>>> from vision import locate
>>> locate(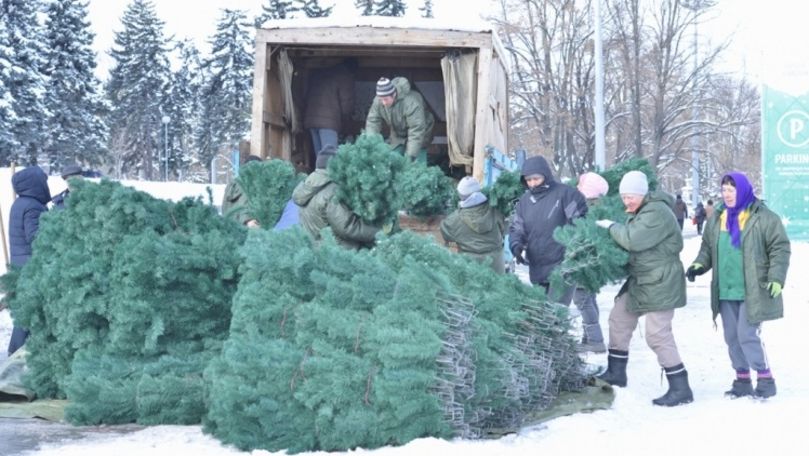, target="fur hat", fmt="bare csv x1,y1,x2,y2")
577,172,609,199
316,144,337,169
457,176,481,196
376,77,396,97
618,170,649,196
61,164,83,179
